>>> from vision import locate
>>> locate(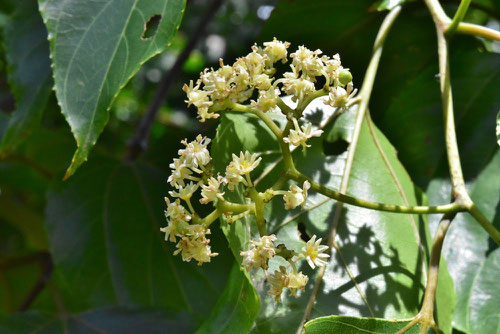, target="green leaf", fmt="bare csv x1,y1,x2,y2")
0,307,193,333
45,158,232,324
38,0,186,178
426,151,500,333
196,263,260,334
0,0,52,156
469,248,500,334
304,315,420,334
211,103,455,333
